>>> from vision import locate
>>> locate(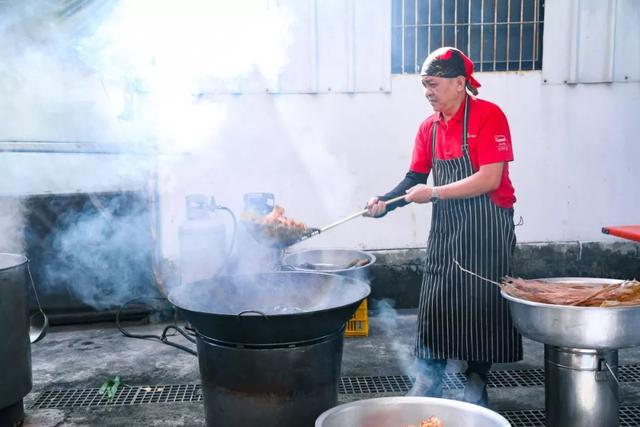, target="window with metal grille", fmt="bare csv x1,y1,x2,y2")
392,0,545,74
